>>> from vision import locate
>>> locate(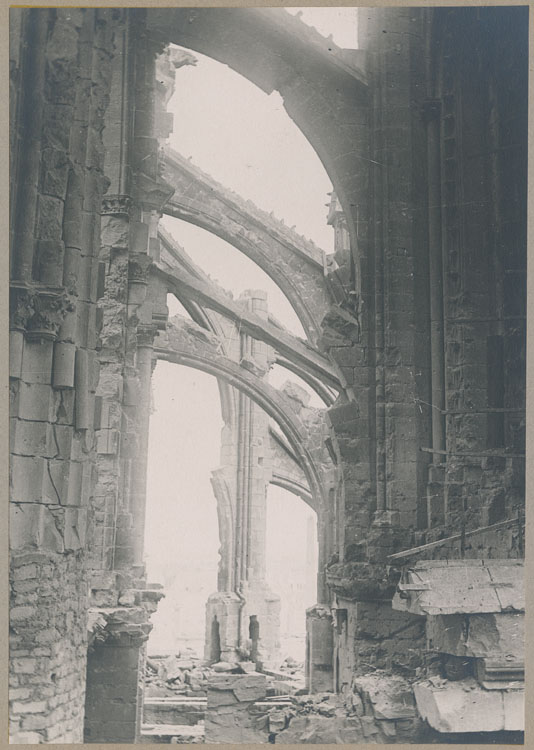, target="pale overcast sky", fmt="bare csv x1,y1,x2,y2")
145,9,357,656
